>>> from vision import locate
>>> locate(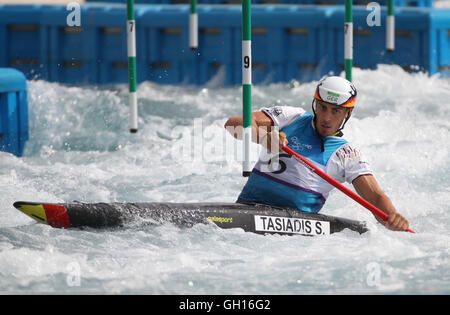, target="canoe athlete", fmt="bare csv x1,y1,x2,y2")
224,76,410,231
